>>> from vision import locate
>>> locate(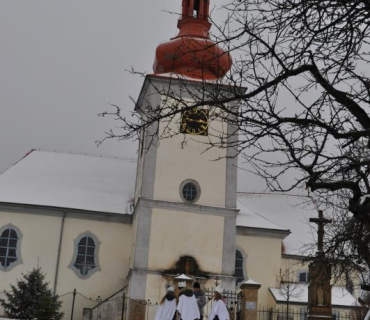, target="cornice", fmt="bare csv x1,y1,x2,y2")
0,202,132,224
134,197,239,218
236,226,290,239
